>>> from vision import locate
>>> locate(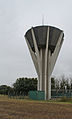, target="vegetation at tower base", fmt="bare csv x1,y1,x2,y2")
0,76,72,99
13,77,37,96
